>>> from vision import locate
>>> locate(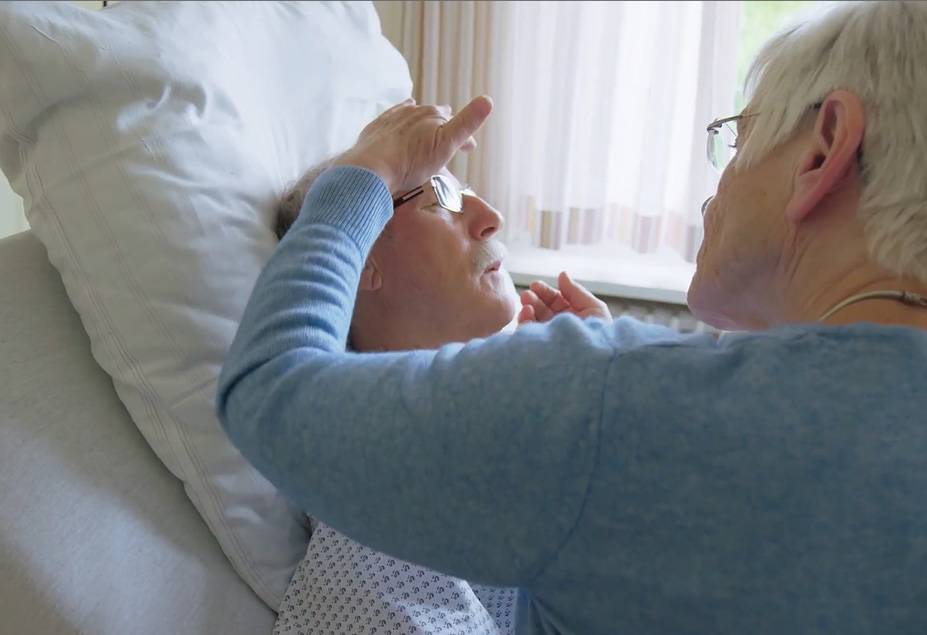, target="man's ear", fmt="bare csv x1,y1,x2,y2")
358,256,382,292
784,90,864,222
